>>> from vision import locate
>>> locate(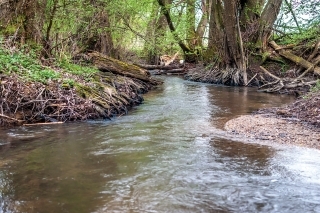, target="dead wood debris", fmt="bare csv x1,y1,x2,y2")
0,69,158,127
185,40,319,95
135,60,187,75
0,75,98,126
256,40,320,94
257,91,320,128
185,67,244,86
